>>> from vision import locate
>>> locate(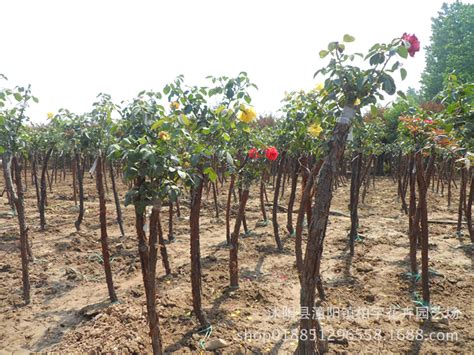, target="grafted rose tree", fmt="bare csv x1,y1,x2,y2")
112,89,181,354
346,108,388,255
246,122,275,229
397,109,461,311
0,77,38,304
162,73,257,329
296,34,417,354
88,93,120,303
279,88,330,285
229,137,278,288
